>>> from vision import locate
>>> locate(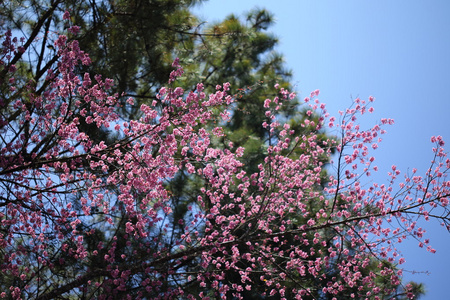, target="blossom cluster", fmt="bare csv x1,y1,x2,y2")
0,16,448,300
